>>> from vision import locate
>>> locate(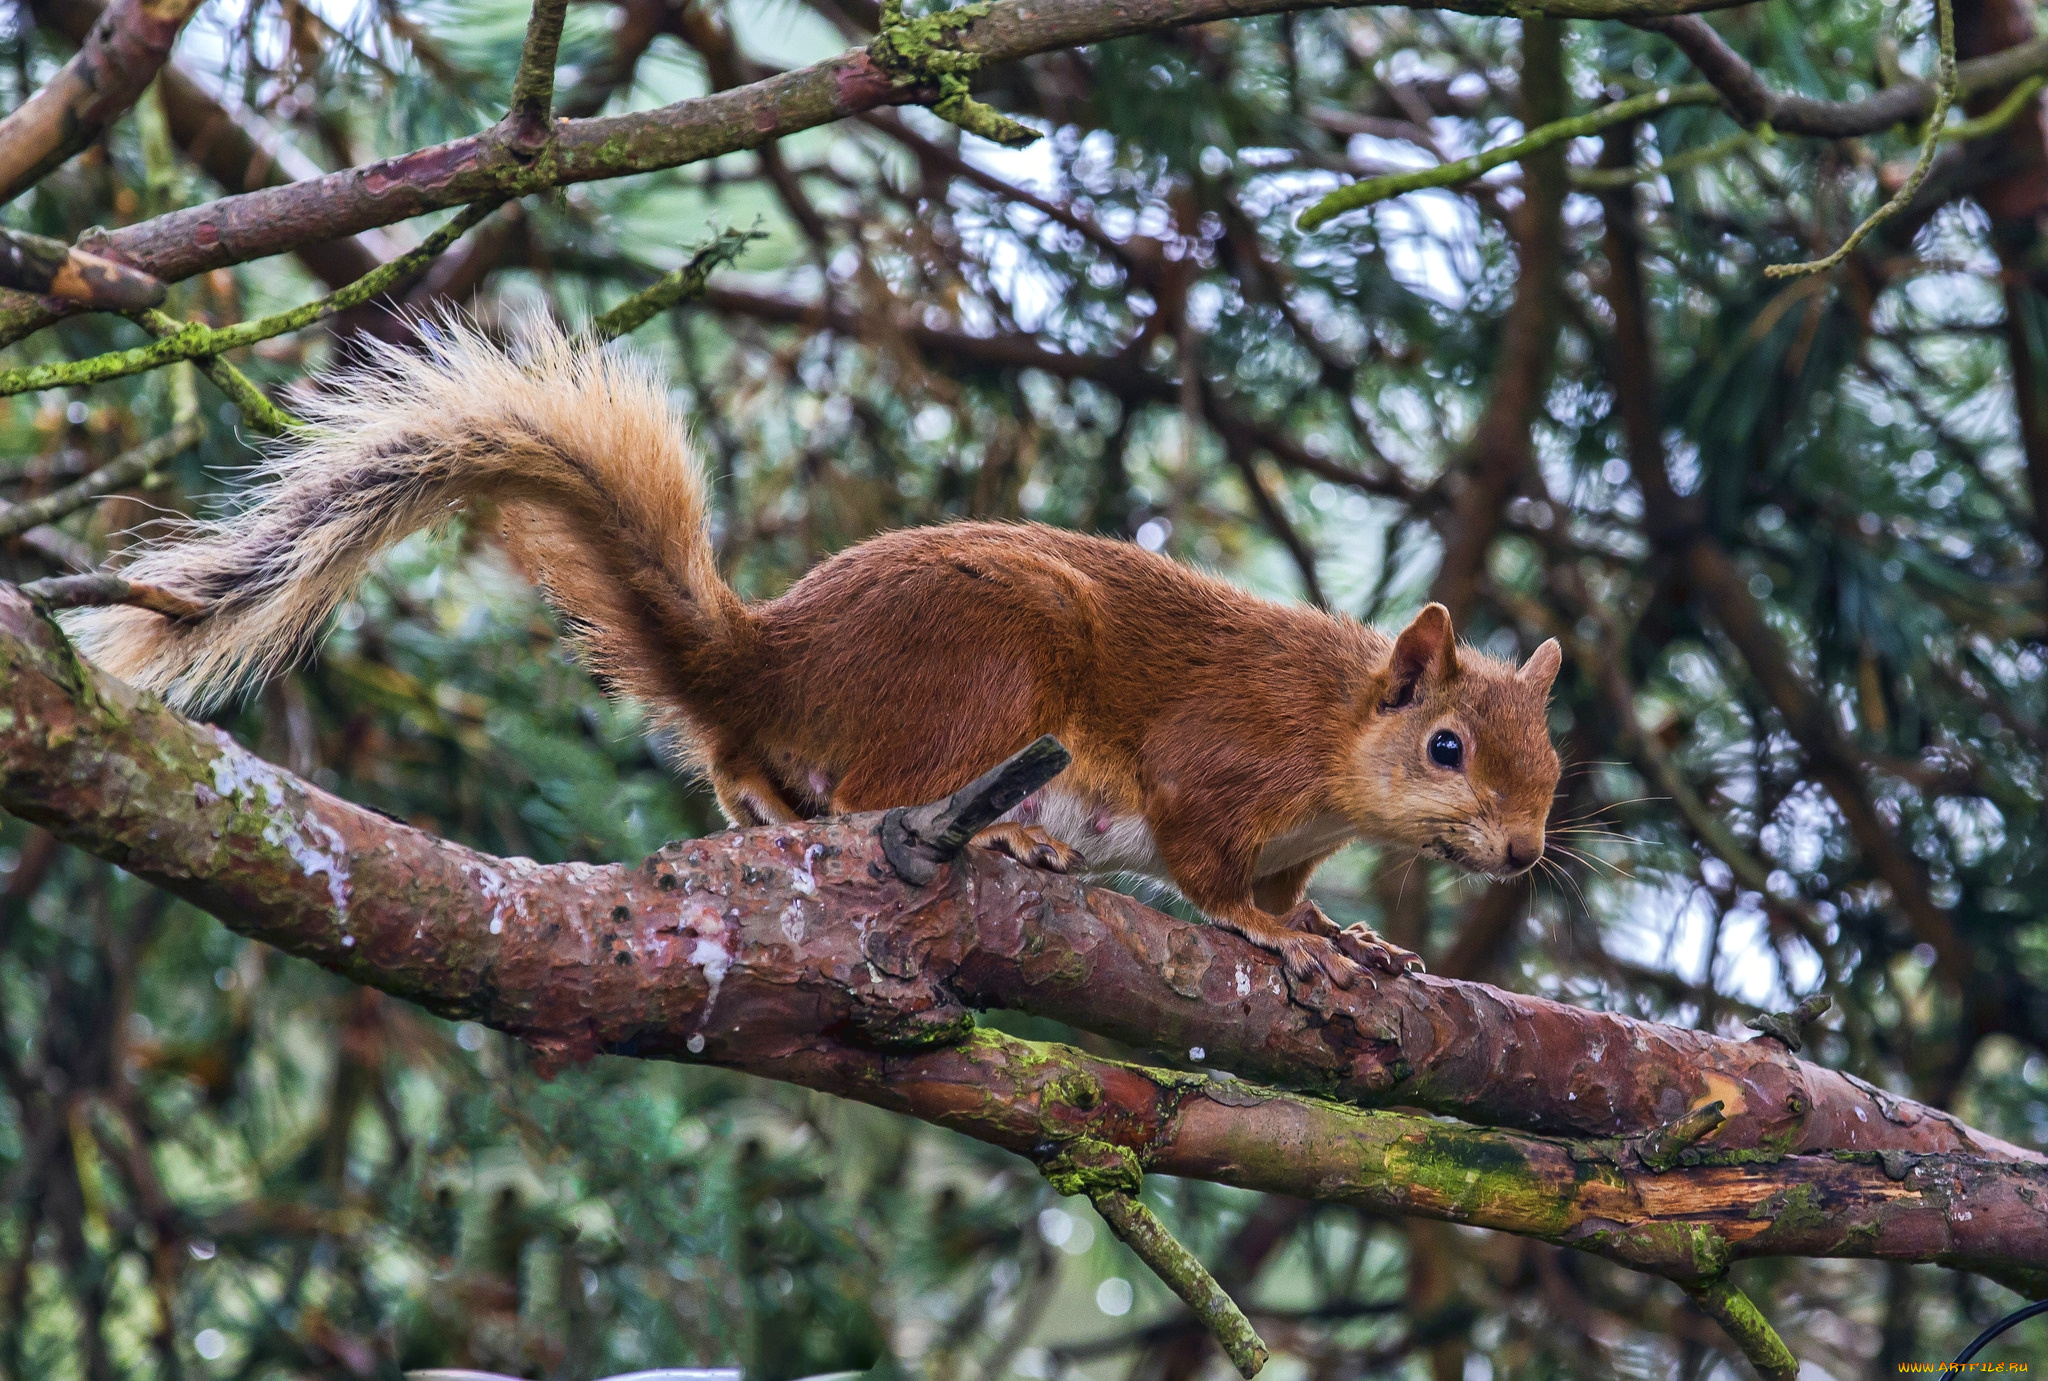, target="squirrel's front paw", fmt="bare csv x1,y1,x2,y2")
971,822,1085,874
1276,933,1363,989
1335,922,1426,976
1279,897,1342,938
